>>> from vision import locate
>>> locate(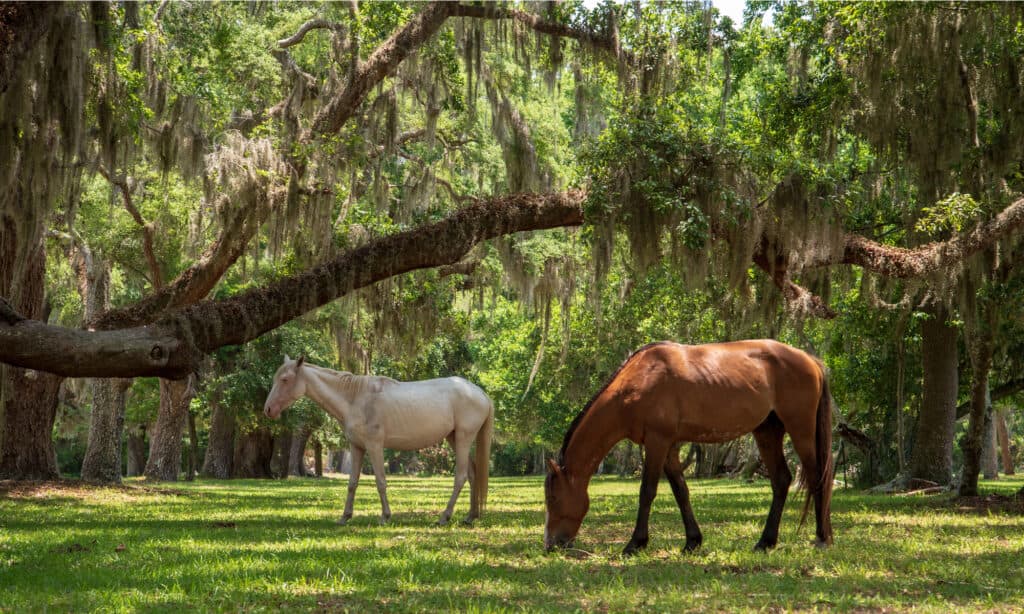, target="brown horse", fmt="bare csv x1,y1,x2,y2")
544,340,833,555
